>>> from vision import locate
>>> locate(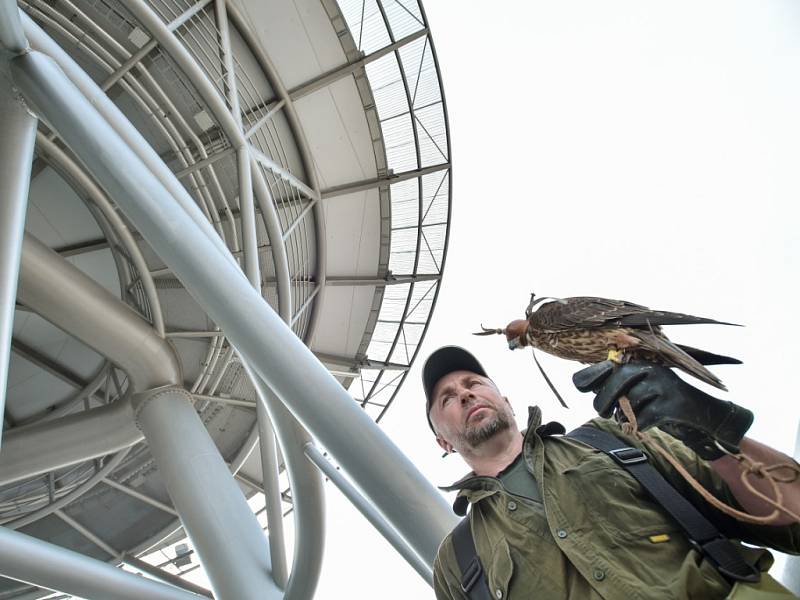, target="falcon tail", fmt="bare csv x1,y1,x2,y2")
618,311,742,328
675,344,742,366
633,331,731,391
